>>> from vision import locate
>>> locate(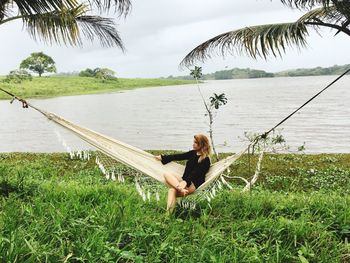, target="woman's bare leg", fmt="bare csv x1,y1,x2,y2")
166,183,197,213
164,173,190,213
167,188,177,213
163,173,181,188
164,173,188,195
